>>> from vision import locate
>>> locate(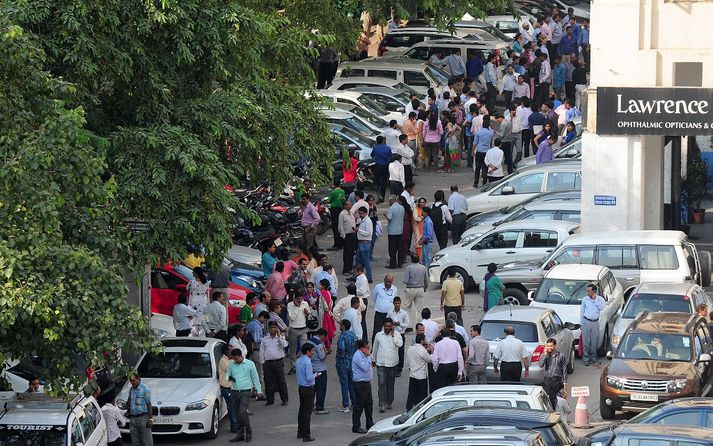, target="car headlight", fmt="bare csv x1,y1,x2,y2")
668,378,687,392
607,375,624,390
228,299,243,308
117,399,127,410
185,399,211,411
610,335,620,346
432,254,443,263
